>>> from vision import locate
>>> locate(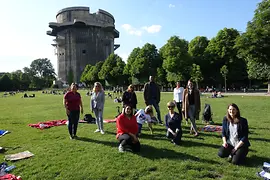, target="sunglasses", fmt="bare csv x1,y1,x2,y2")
168,106,175,108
